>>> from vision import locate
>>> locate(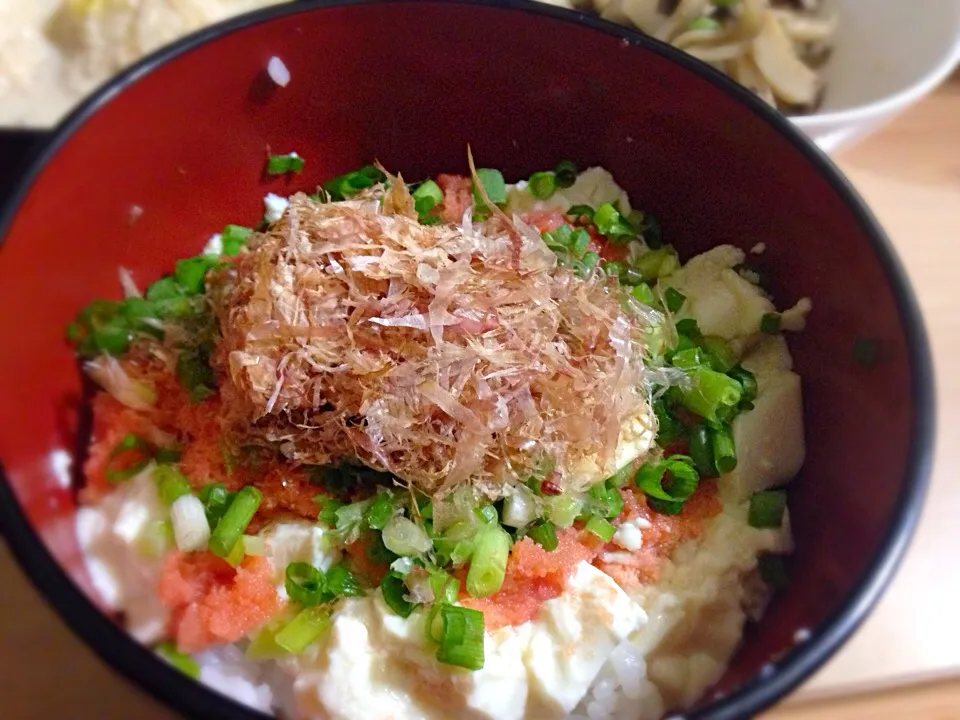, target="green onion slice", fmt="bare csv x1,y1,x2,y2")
465,524,512,598
760,312,782,335
757,552,789,590
473,168,507,208
553,160,578,189
155,465,192,506
689,423,718,478
380,571,415,617
105,433,153,482
266,153,306,175
285,562,327,606
528,171,557,200
155,641,200,678
527,520,559,551
584,514,616,542
711,423,738,474
635,456,699,508
221,224,252,256
325,563,365,598
748,490,787,529
664,287,686,314
434,605,485,670
588,480,625,519
365,490,395,530
567,204,594,221
413,179,444,218
593,203,636,242
274,606,332,654
198,483,234,528
209,486,262,557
